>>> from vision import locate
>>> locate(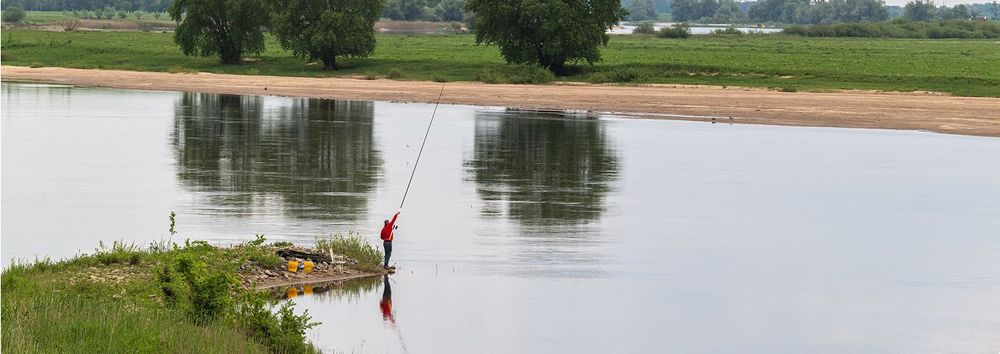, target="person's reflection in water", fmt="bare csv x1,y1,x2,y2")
379,275,395,326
